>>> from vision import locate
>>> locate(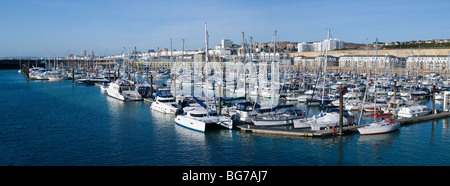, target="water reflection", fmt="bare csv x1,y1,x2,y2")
358,131,400,151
